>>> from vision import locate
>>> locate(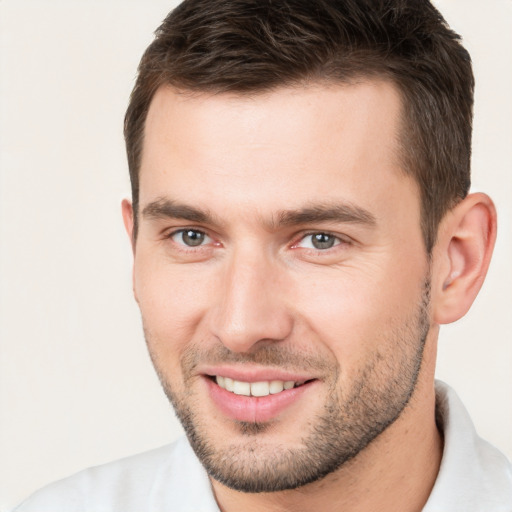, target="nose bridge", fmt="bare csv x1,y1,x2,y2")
211,244,292,353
